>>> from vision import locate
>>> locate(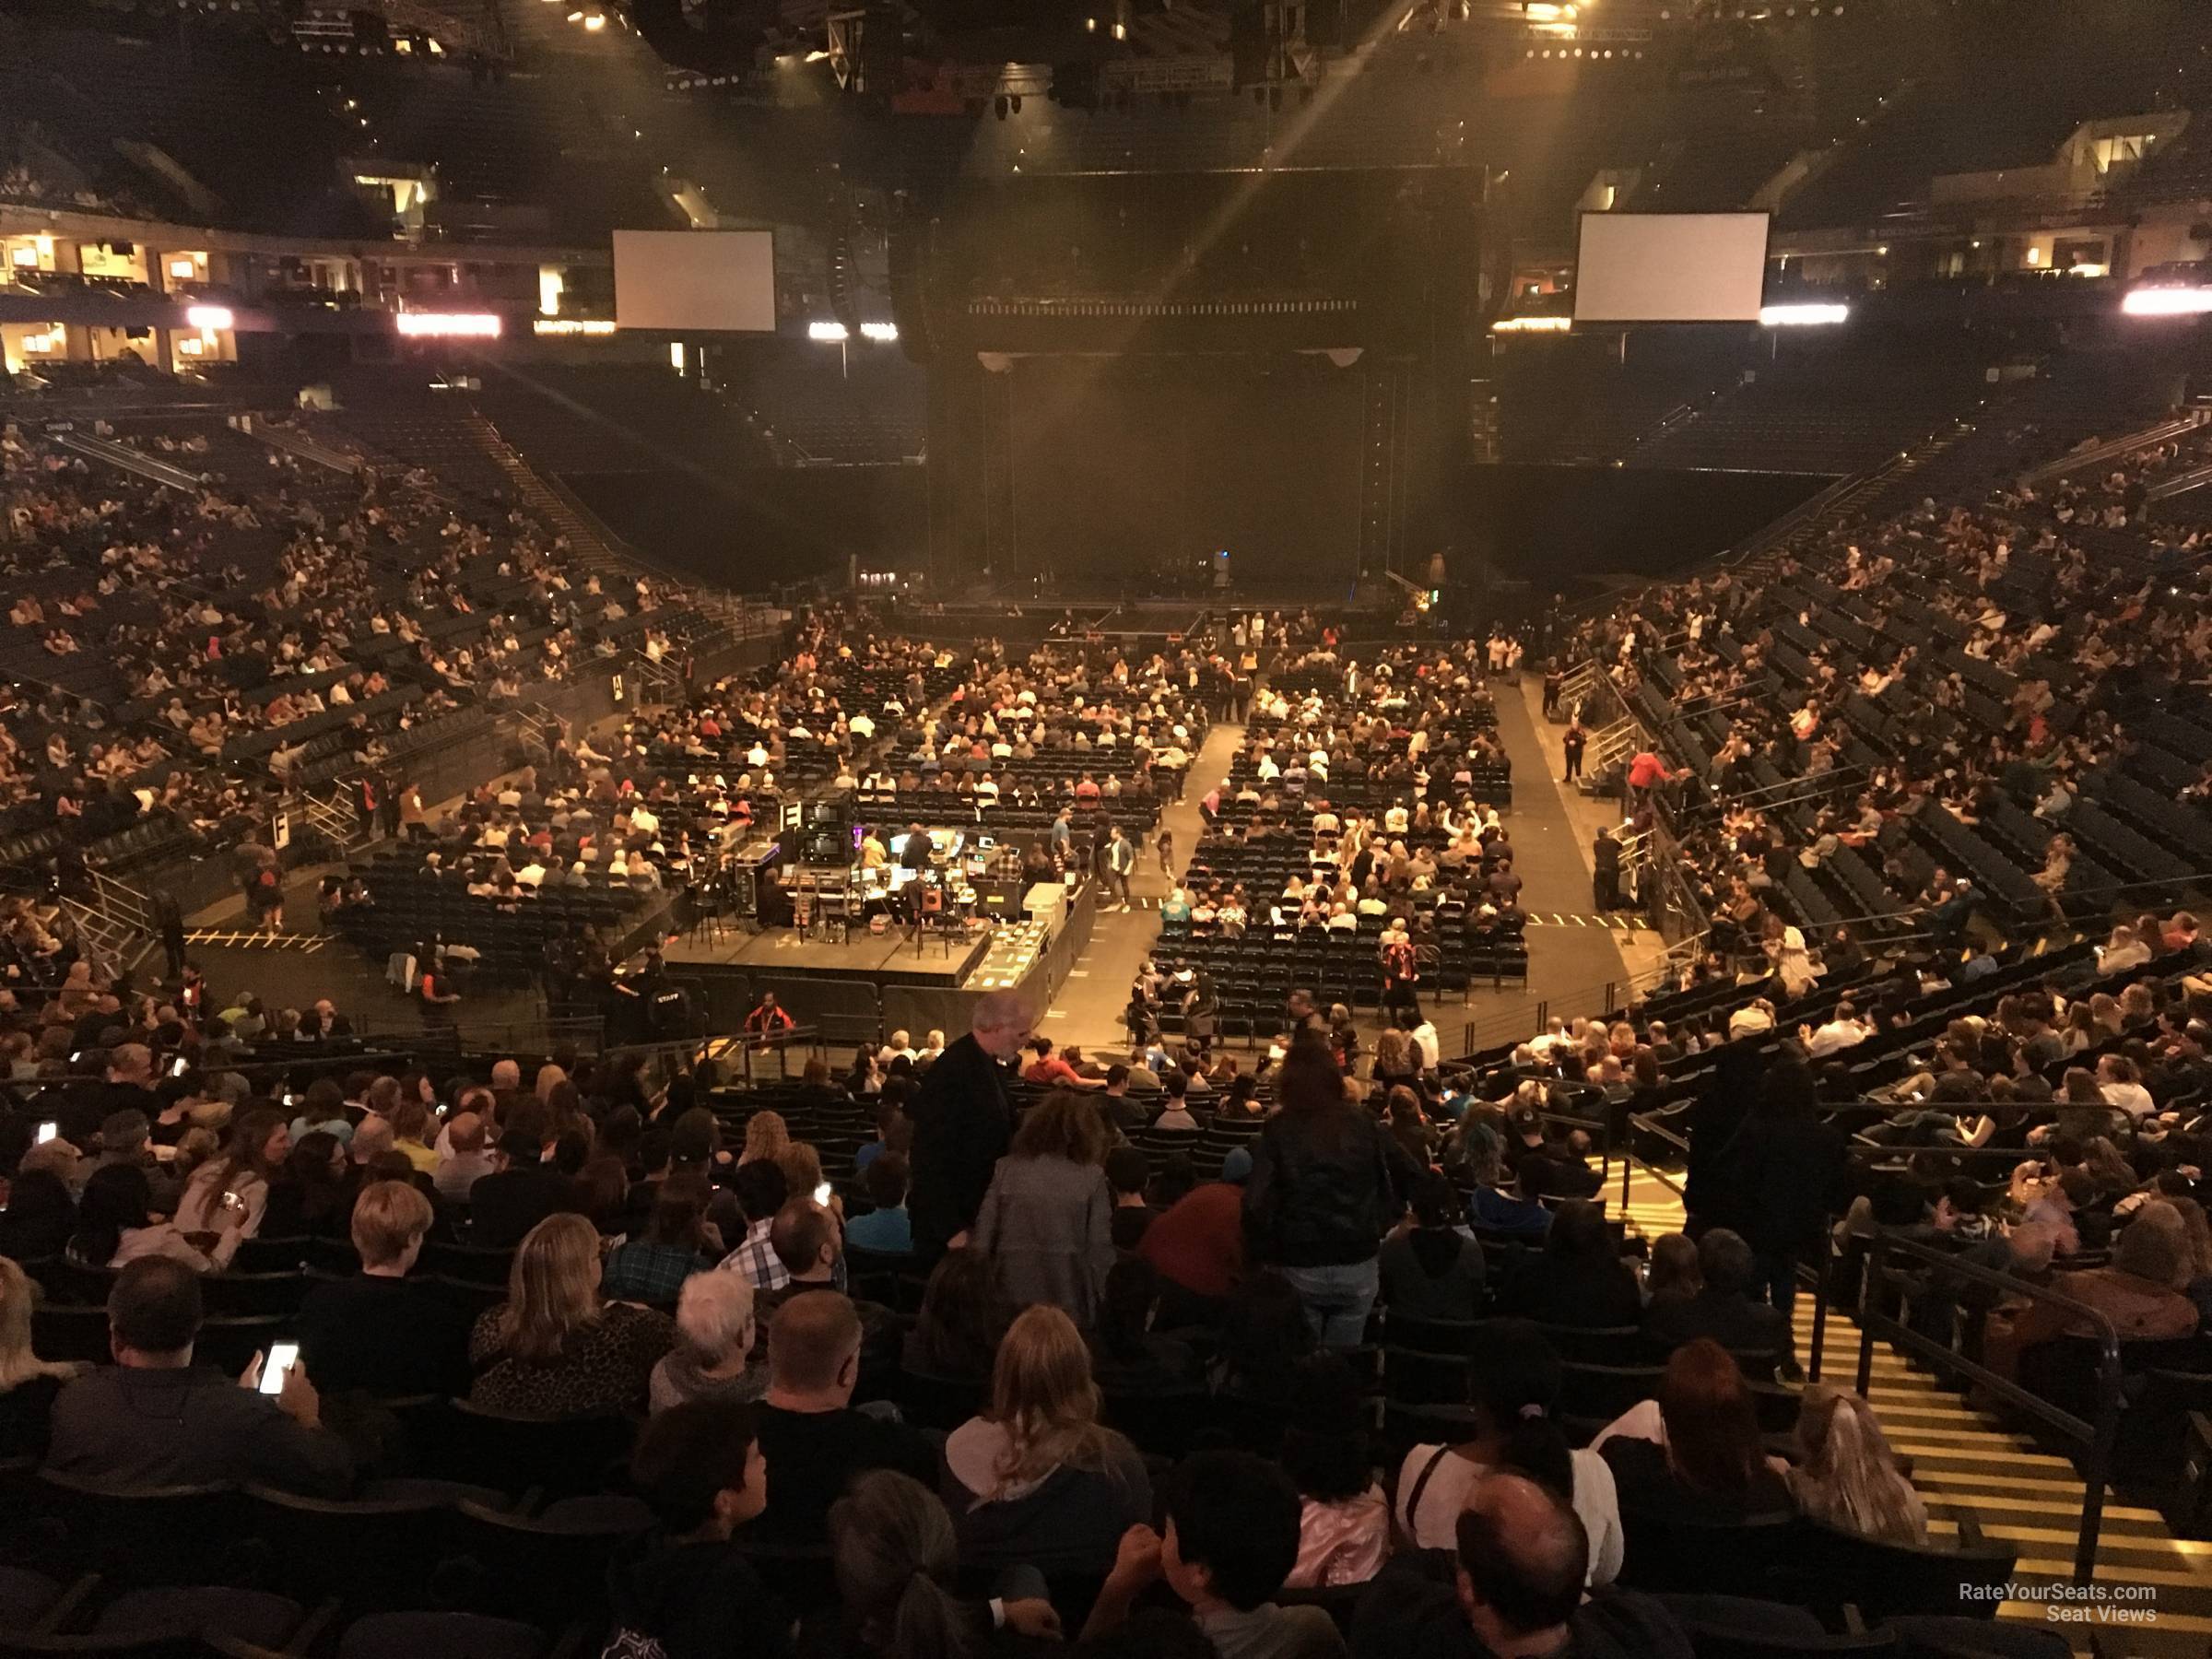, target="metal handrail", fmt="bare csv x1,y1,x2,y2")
1851,1230,2123,1583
